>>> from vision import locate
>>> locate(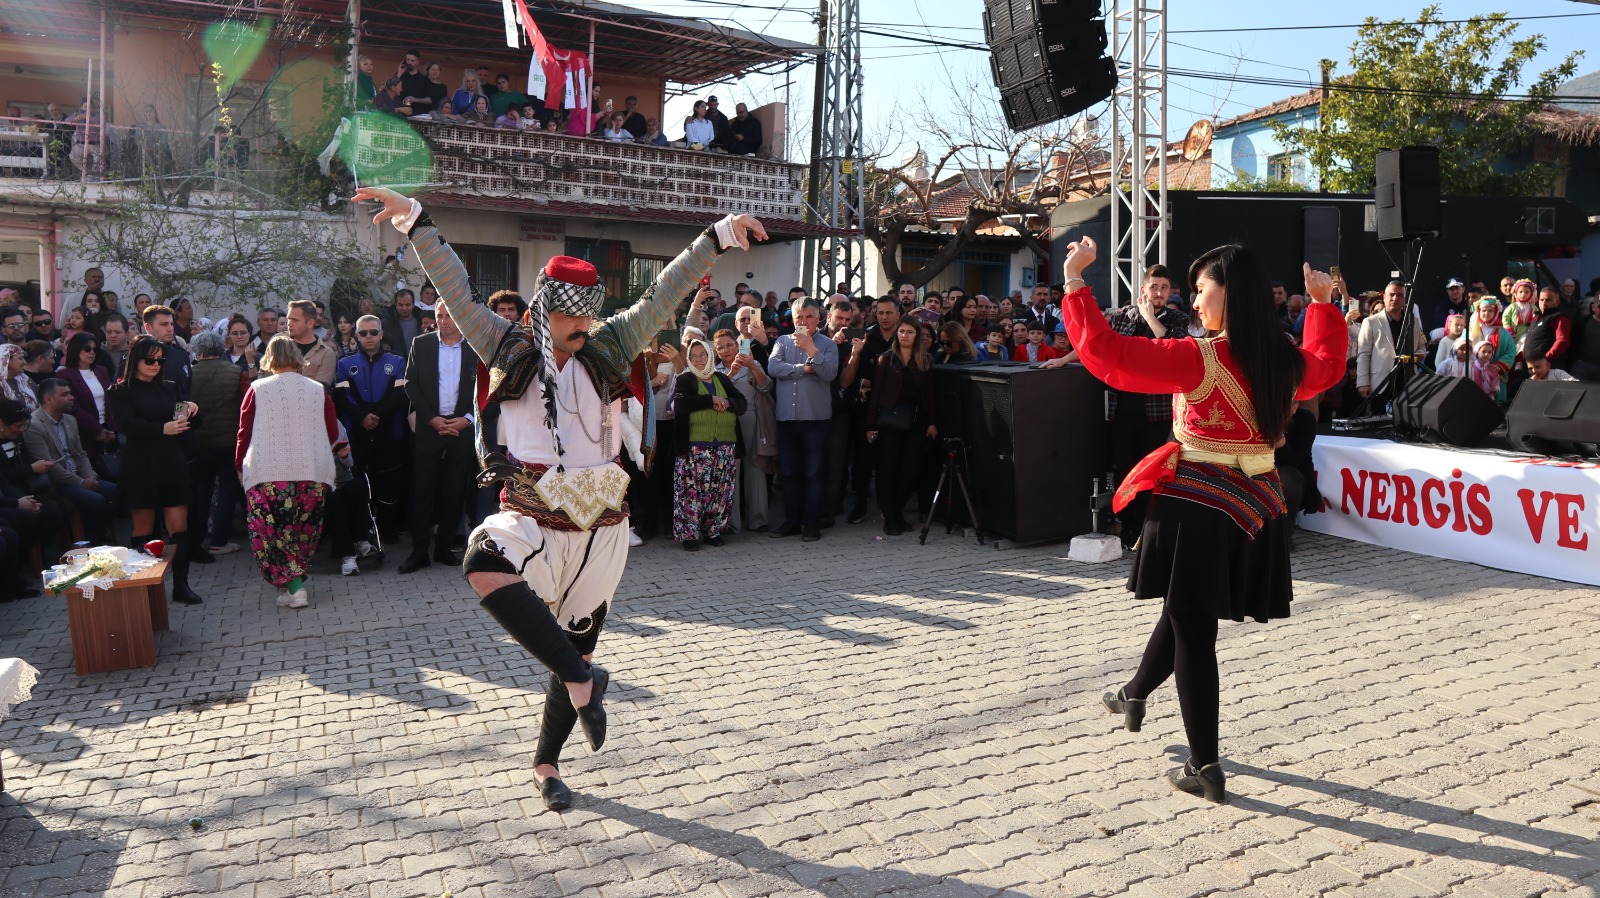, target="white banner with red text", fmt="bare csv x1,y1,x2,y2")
1301,435,1600,586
